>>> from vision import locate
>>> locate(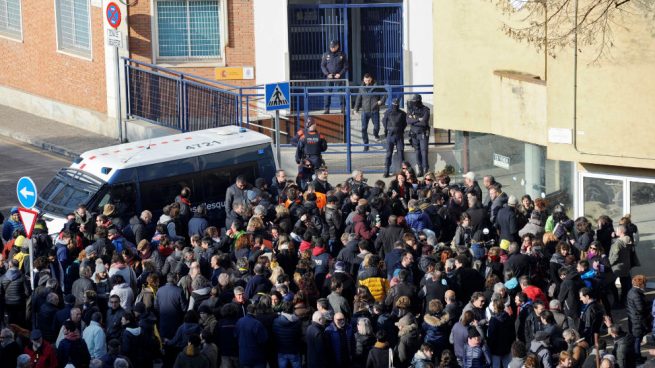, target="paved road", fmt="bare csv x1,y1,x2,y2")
0,137,70,216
